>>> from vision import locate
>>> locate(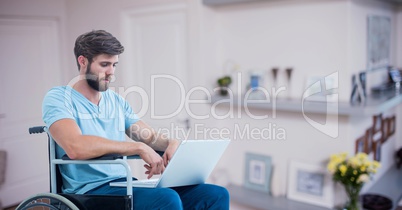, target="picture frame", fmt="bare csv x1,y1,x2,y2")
244,153,272,193
372,140,382,162
355,135,366,154
381,117,389,143
367,16,391,69
372,114,383,132
365,128,375,154
388,116,396,136
287,160,334,208
371,130,382,156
